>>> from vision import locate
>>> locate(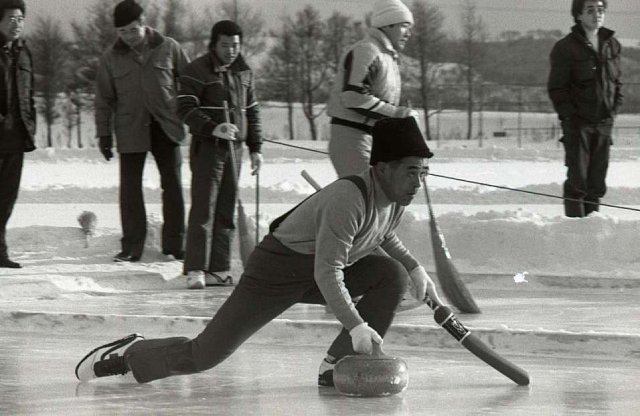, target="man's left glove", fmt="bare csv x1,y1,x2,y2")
409,266,442,304
99,135,113,161
249,152,263,175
